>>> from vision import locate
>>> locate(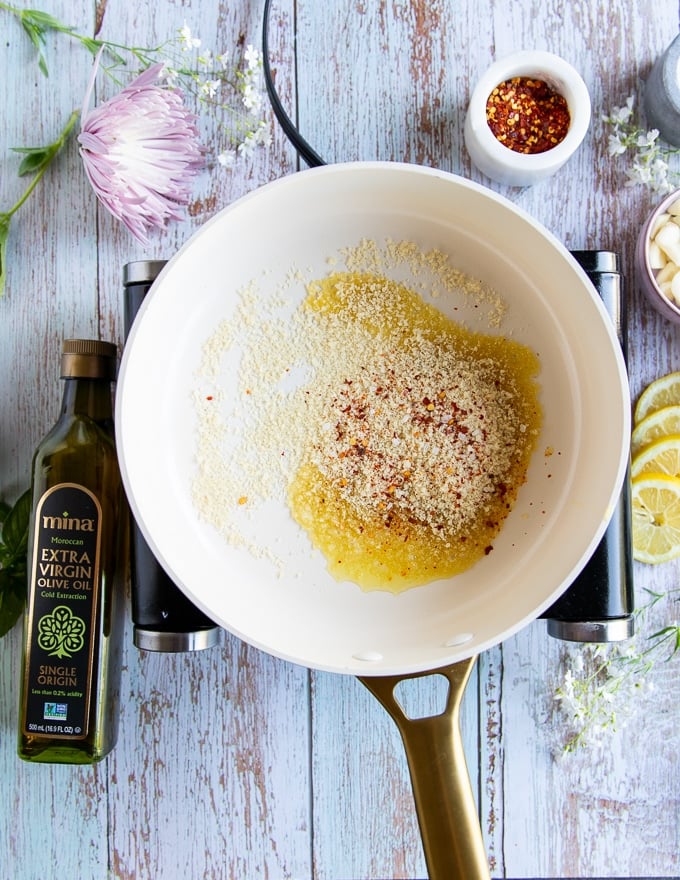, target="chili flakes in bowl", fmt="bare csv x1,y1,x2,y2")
486,76,571,154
